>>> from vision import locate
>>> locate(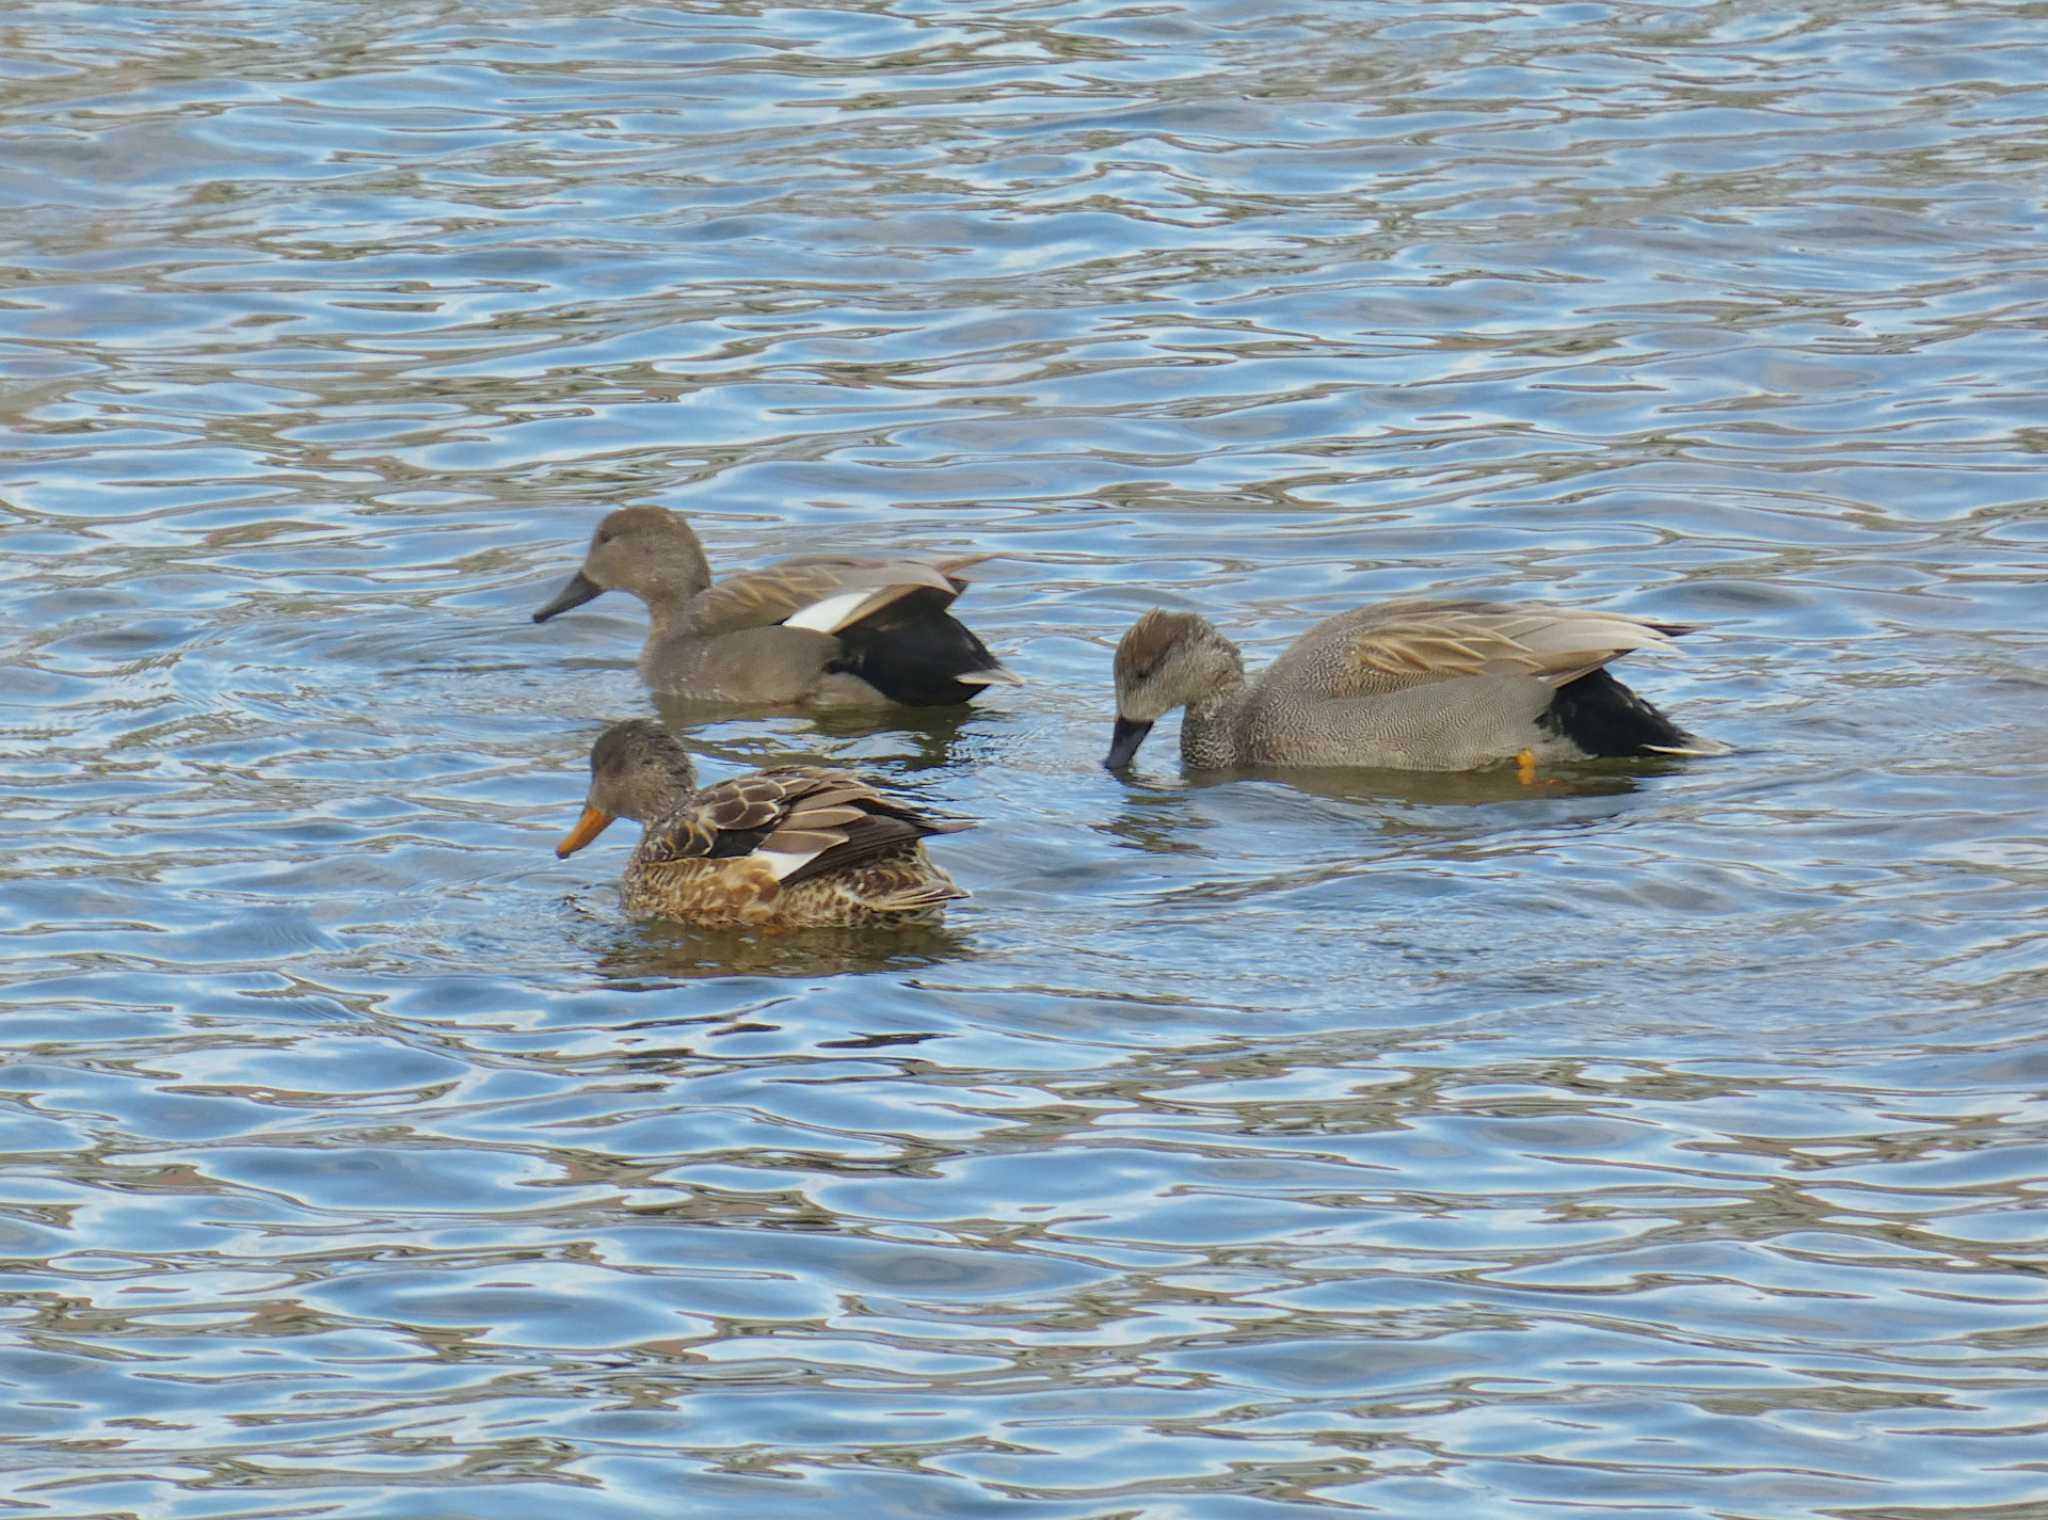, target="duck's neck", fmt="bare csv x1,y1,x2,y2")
623,761,699,830
1179,644,1250,769
641,541,714,639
